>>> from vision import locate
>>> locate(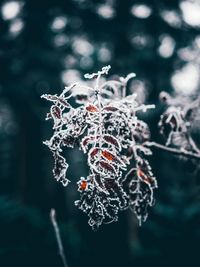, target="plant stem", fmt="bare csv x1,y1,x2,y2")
50,209,69,267
144,141,200,160
122,84,126,98
95,72,103,149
